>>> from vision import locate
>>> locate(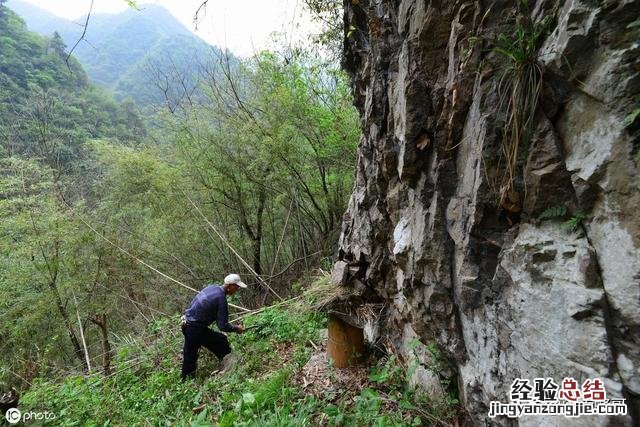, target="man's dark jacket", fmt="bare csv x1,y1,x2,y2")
184,285,235,332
